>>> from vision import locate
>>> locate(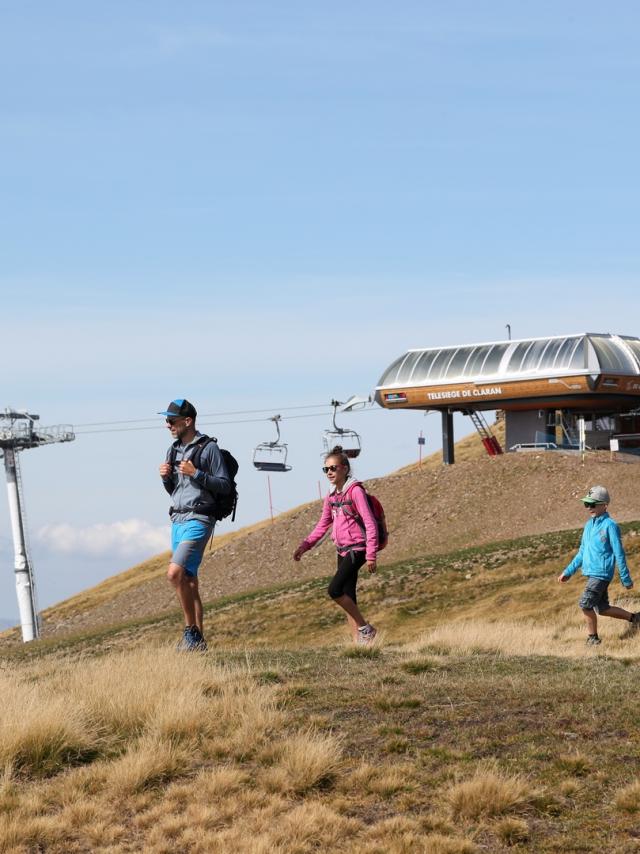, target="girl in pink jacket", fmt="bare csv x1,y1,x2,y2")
293,446,378,644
